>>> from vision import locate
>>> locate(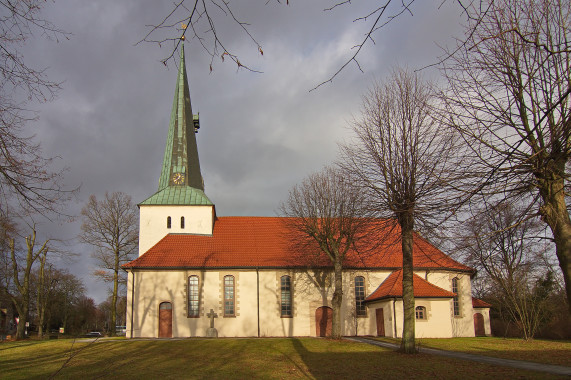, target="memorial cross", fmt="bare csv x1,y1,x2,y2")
206,309,218,328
